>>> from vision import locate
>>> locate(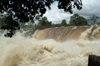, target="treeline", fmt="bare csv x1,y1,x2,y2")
0,13,100,37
